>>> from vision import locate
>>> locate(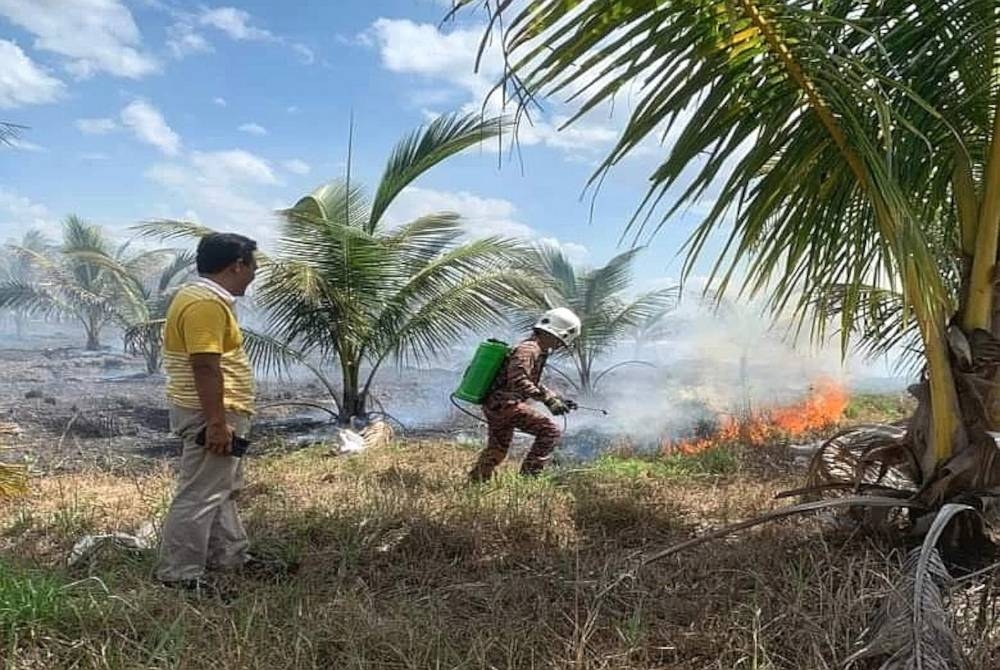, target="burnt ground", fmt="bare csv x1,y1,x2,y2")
0,345,298,472
0,329,485,474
